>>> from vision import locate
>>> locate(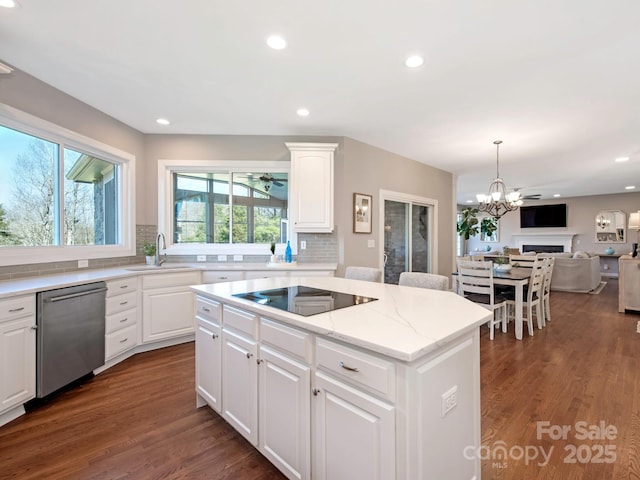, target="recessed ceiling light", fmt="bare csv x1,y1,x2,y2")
553,194,561,197
267,35,287,50
156,118,170,125
466,200,473,203
405,55,424,68
0,0,17,8
625,185,636,190
296,108,310,117
615,157,629,162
